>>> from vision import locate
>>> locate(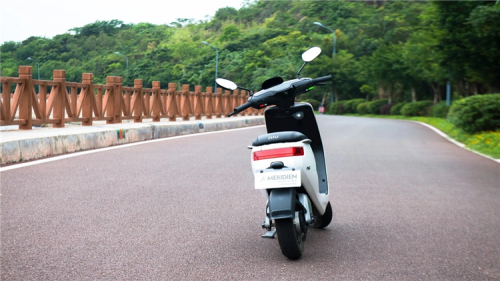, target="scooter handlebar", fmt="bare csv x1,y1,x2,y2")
310,75,332,85
228,102,252,117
